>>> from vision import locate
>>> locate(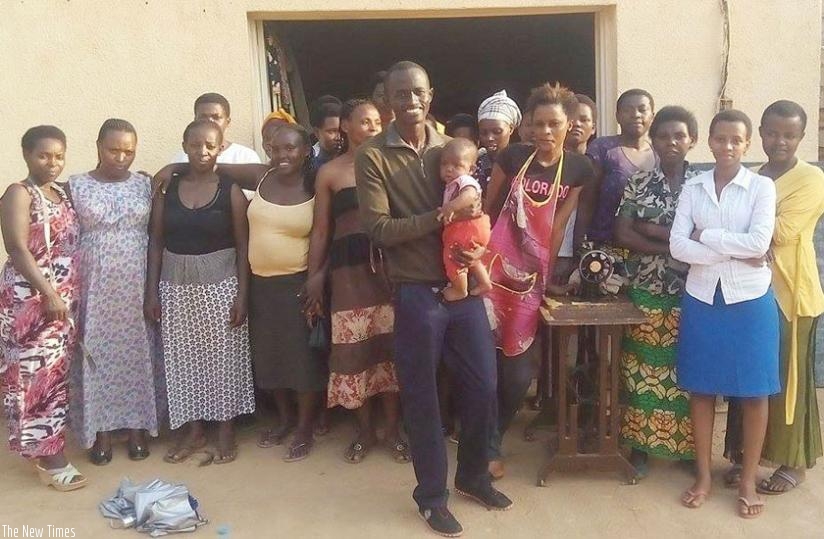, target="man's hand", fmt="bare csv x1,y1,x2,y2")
450,196,482,222
449,242,486,268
